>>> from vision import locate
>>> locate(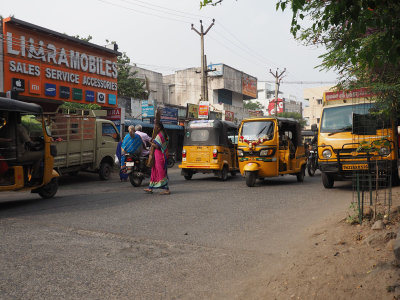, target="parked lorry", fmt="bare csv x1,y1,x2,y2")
316,88,399,188
46,109,120,180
